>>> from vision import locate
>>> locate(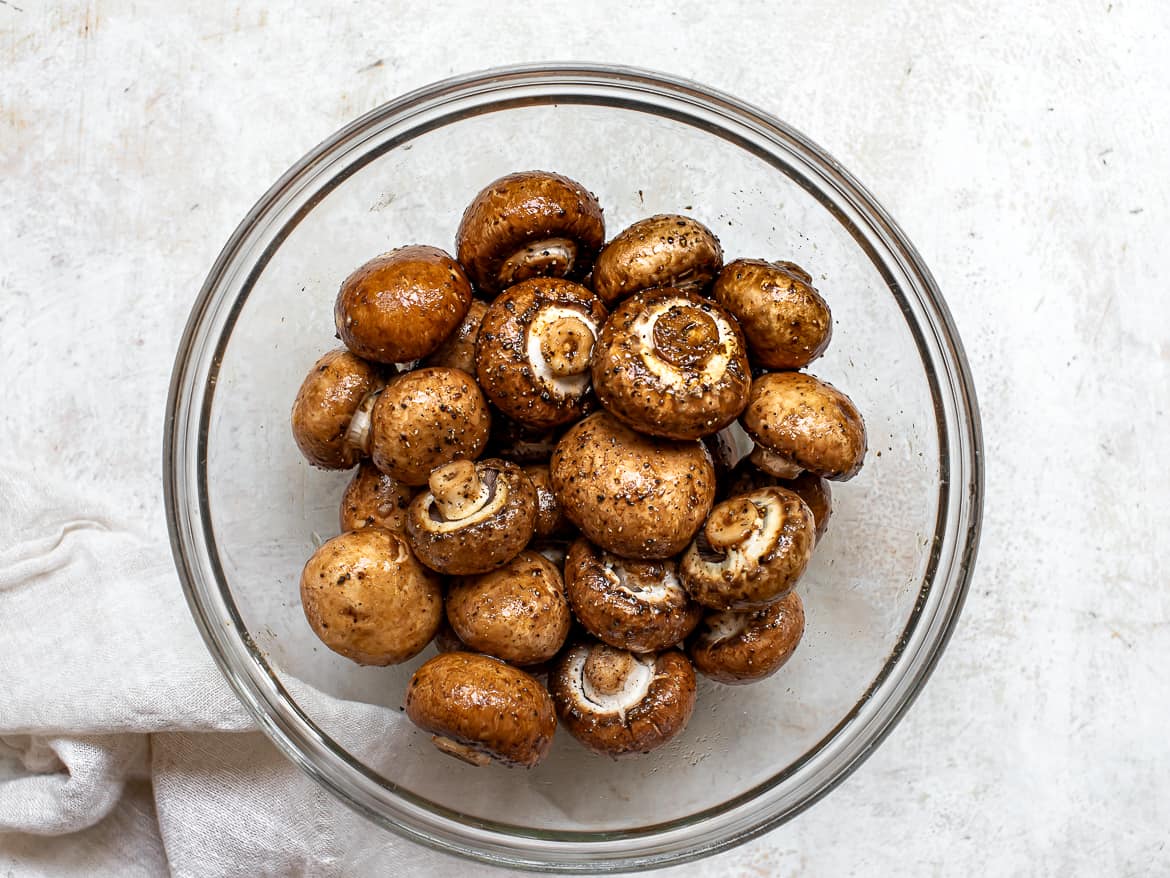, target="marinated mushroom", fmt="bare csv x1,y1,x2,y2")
456,170,605,297
680,486,816,610
591,288,751,440
421,299,488,374
549,412,716,560
523,464,571,538
339,461,414,533
548,642,696,758
405,652,556,768
406,458,537,575
688,591,805,685
300,527,442,665
726,464,832,542
335,245,472,364
368,367,491,486
290,348,384,470
740,372,867,481
476,278,608,430
564,539,701,653
591,214,723,307
447,550,572,666
713,259,832,369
